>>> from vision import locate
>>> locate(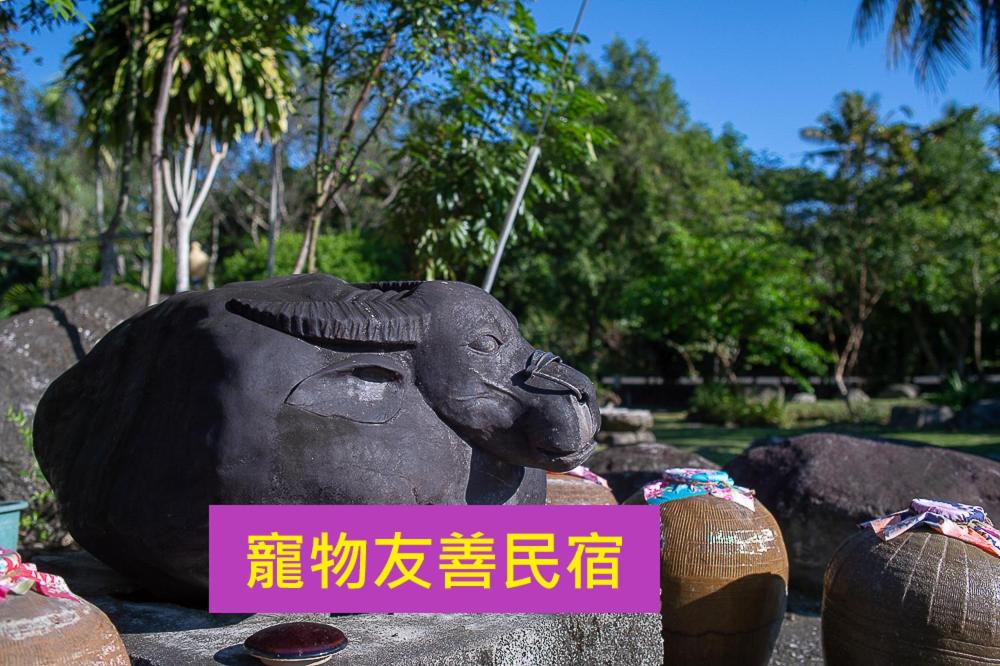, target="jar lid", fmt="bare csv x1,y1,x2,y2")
244,622,347,663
